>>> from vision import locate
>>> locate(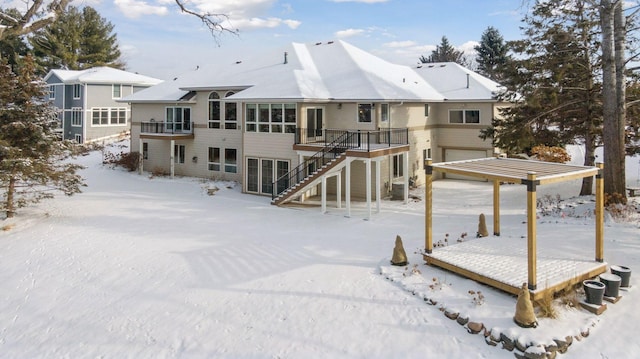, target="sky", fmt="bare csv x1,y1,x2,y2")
71,0,528,80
